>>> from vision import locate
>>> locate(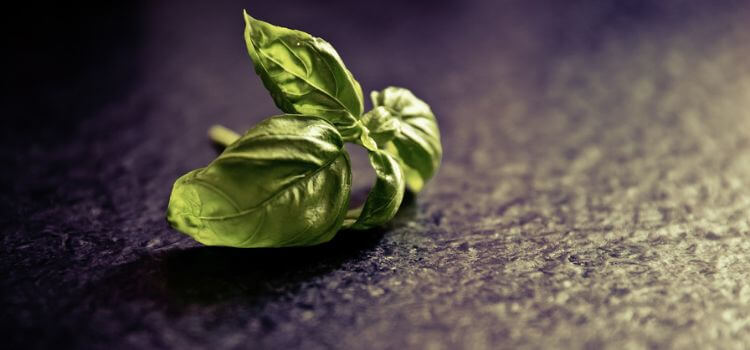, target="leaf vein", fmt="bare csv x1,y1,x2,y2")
198,152,345,221
257,48,353,116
